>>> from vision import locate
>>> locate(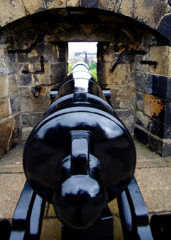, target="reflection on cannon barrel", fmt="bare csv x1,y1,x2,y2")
23,62,136,229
